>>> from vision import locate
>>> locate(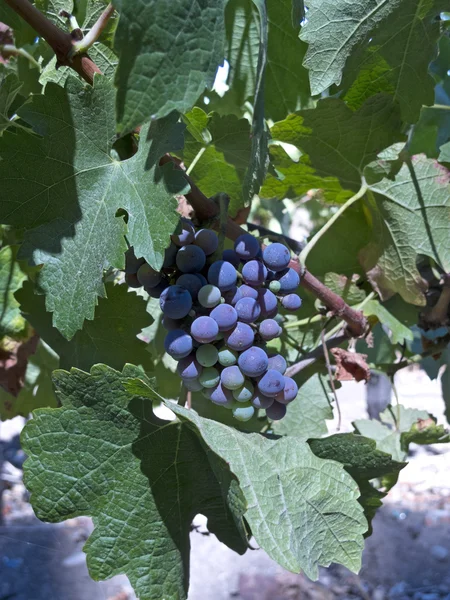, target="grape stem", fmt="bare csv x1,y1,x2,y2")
4,0,102,84
68,3,115,58
321,330,342,431
285,333,349,378
160,154,369,337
